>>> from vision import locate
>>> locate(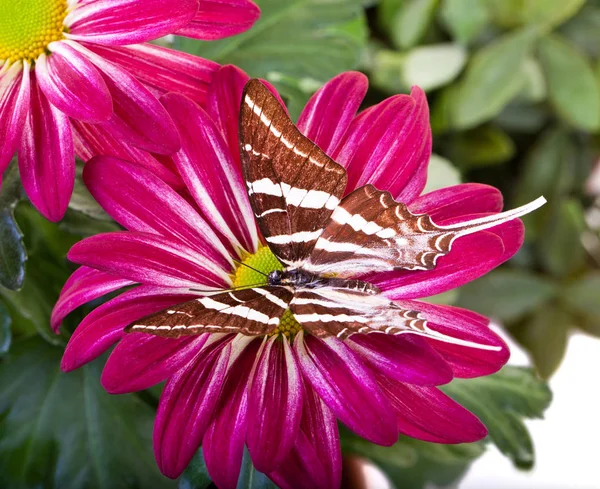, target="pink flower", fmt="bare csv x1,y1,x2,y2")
53,66,536,489
0,0,259,221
